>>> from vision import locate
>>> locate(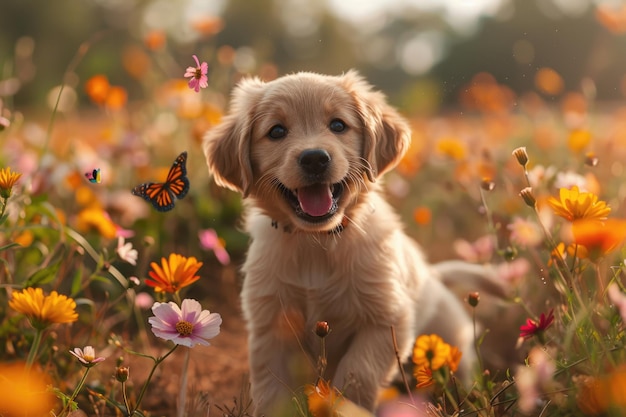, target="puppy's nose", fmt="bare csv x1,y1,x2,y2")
299,149,331,175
